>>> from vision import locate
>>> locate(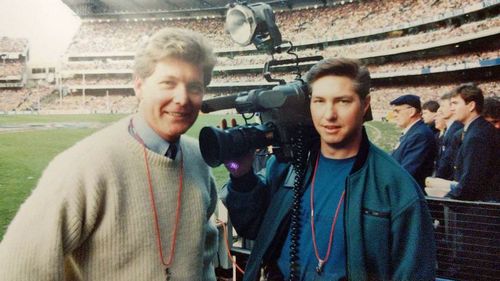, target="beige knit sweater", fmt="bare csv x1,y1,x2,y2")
0,117,218,281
